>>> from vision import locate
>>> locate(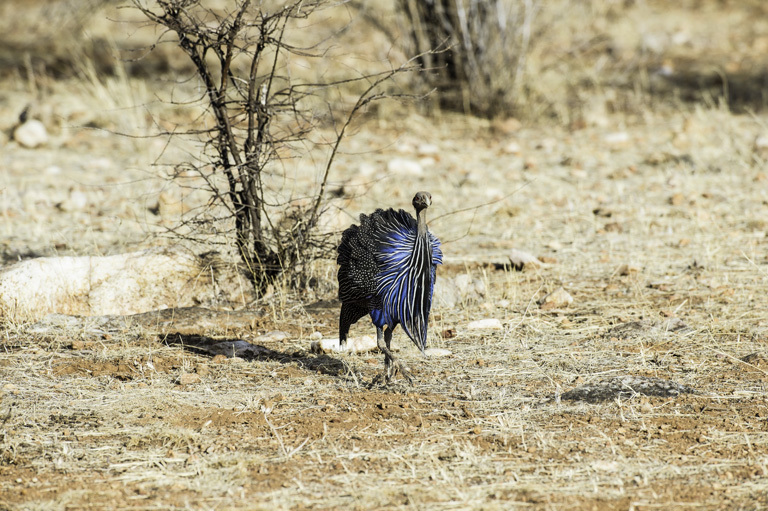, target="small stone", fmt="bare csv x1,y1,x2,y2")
179,373,201,385
493,117,522,134
424,348,452,358
2,384,20,394
309,331,322,340
358,162,376,176
441,328,456,339
71,340,87,350
310,335,377,354
467,318,503,330
13,120,49,148
212,354,227,364
387,158,423,176
603,131,629,146
547,240,562,251
86,157,113,171
253,330,289,342
58,190,88,212
508,249,542,271
502,141,521,155
669,193,685,206
648,281,672,291
417,143,440,156
538,287,573,310
617,263,641,276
